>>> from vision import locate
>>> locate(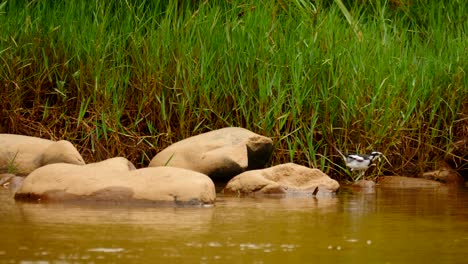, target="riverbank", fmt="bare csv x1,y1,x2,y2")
1,1,466,181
